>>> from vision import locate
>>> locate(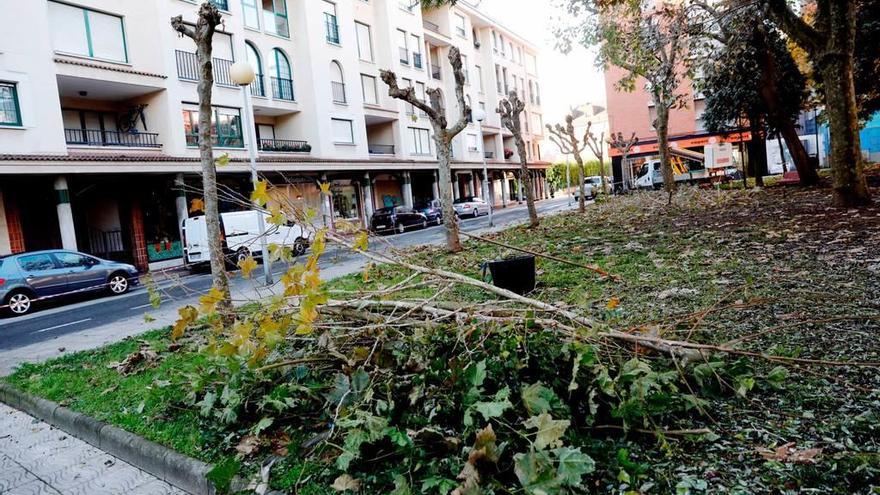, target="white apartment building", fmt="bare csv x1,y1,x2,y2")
0,0,547,271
